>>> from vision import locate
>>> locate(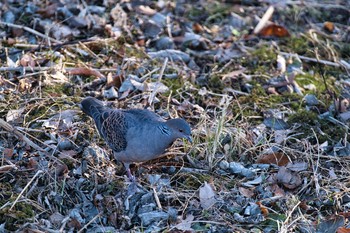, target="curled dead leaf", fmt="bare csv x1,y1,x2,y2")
258,24,290,38
68,67,105,79
256,152,289,166
276,166,302,189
